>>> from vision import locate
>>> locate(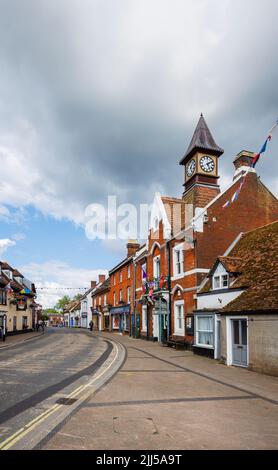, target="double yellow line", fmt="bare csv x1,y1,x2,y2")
0,340,120,450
